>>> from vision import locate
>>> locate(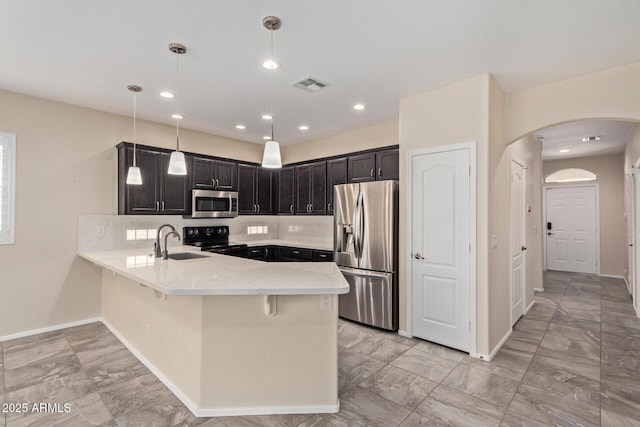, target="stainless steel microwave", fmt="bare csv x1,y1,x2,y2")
191,189,238,218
